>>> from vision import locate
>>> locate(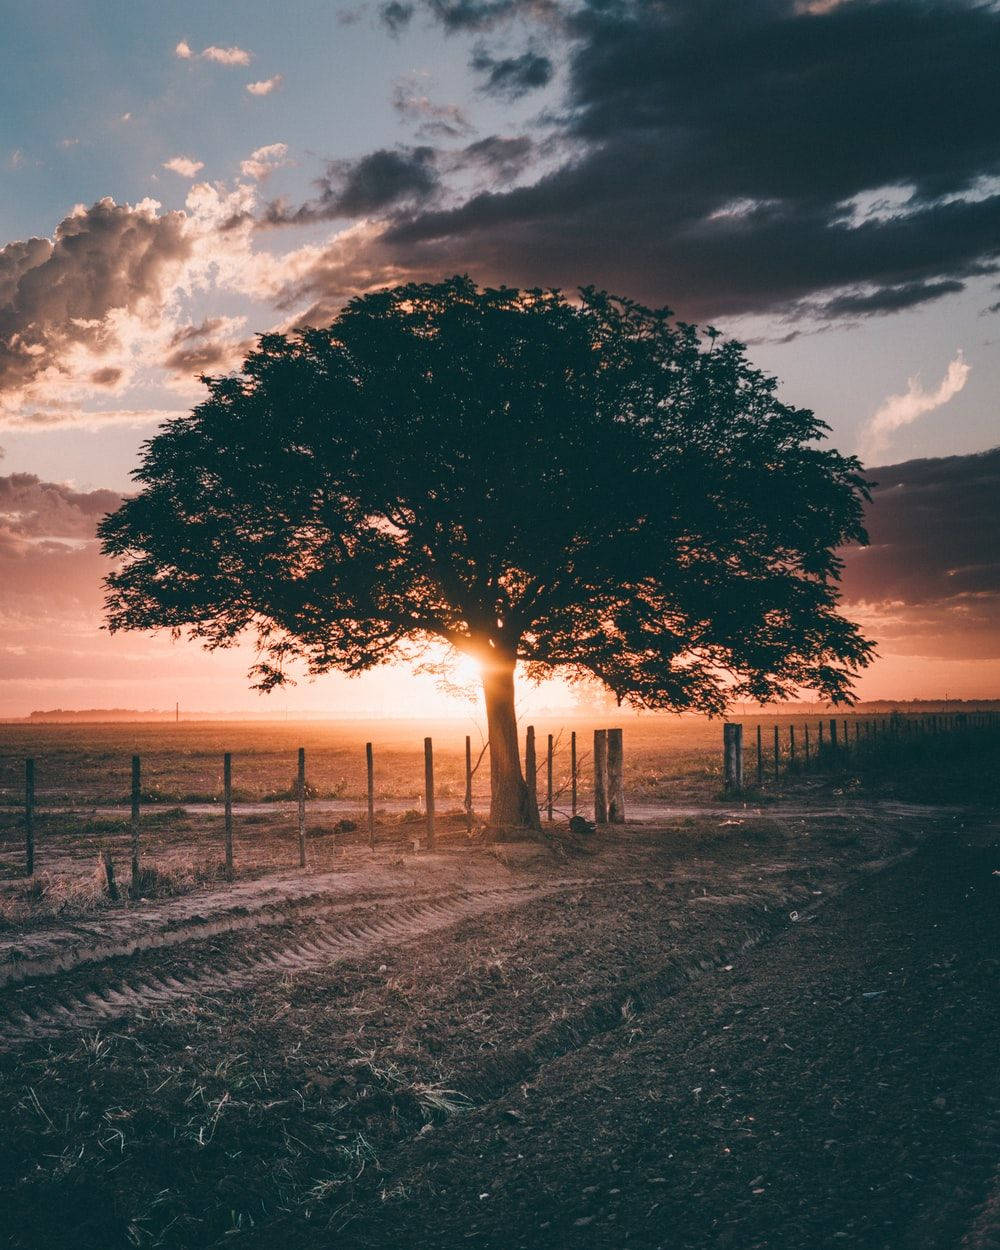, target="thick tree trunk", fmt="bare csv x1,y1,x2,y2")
482,654,540,833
